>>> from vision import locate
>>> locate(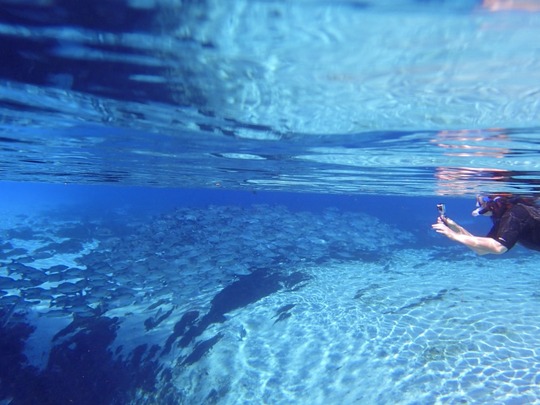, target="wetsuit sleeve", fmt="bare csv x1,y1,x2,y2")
487,206,527,250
